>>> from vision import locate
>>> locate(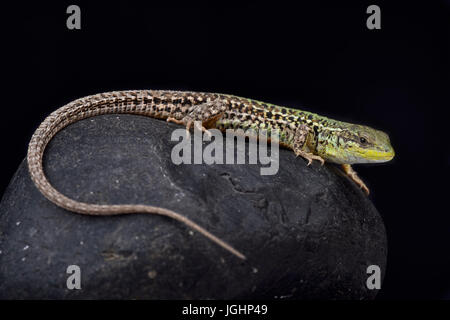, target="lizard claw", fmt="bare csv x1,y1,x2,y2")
295,150,324,166
185,120,193,139
191,121,212,138
203,127,212,138
360,184,370,195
